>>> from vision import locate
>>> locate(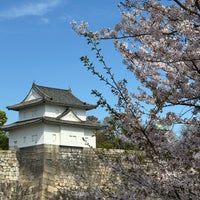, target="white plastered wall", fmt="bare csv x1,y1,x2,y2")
19,105,45,121
44,104,65,118
45,105,86,121
9,124,44,149
60,126,96,148
43,124,60,145
73,109,86,121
